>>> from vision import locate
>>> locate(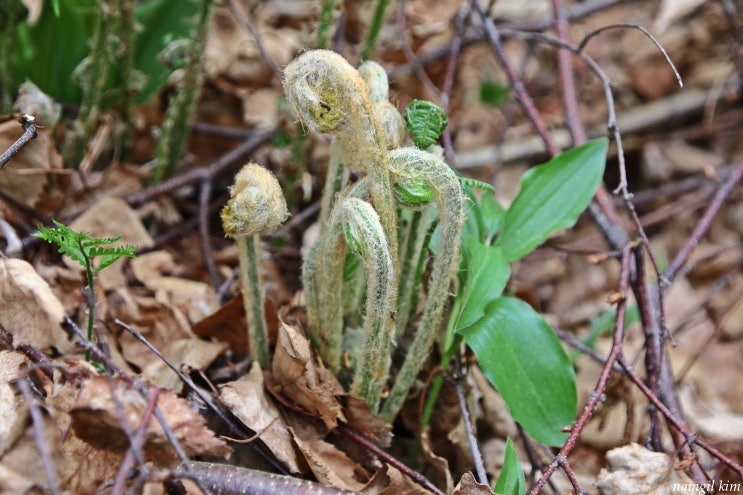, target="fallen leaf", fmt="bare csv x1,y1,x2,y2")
653,0,707,33
0,258,72,353
271,321,346,430
596,443,694,495
69,374,231,465
0,351,30,455
291,424,367,492
141,337,226,392
452,472,493,495
219,362,302,473
0,462,38,494
361,463,430,495
192,294,249,353
420,426,453,494
0,119,59,208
